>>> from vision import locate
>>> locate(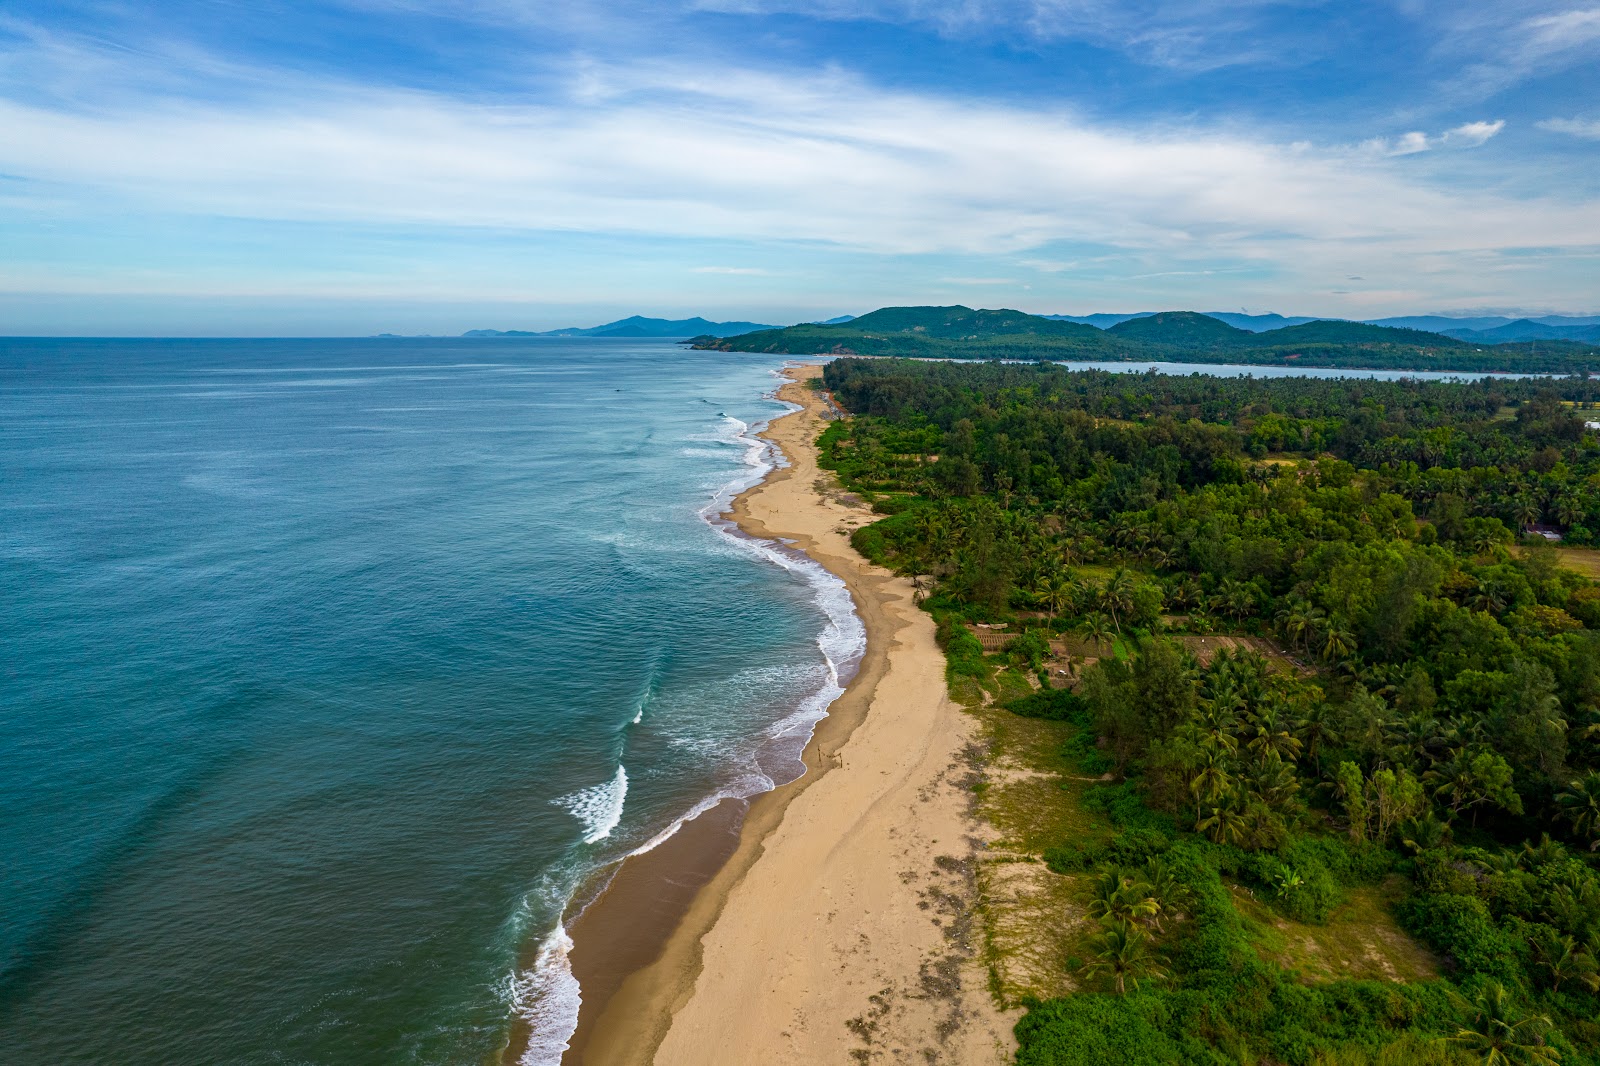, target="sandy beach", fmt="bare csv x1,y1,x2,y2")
571,363,1015,1065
